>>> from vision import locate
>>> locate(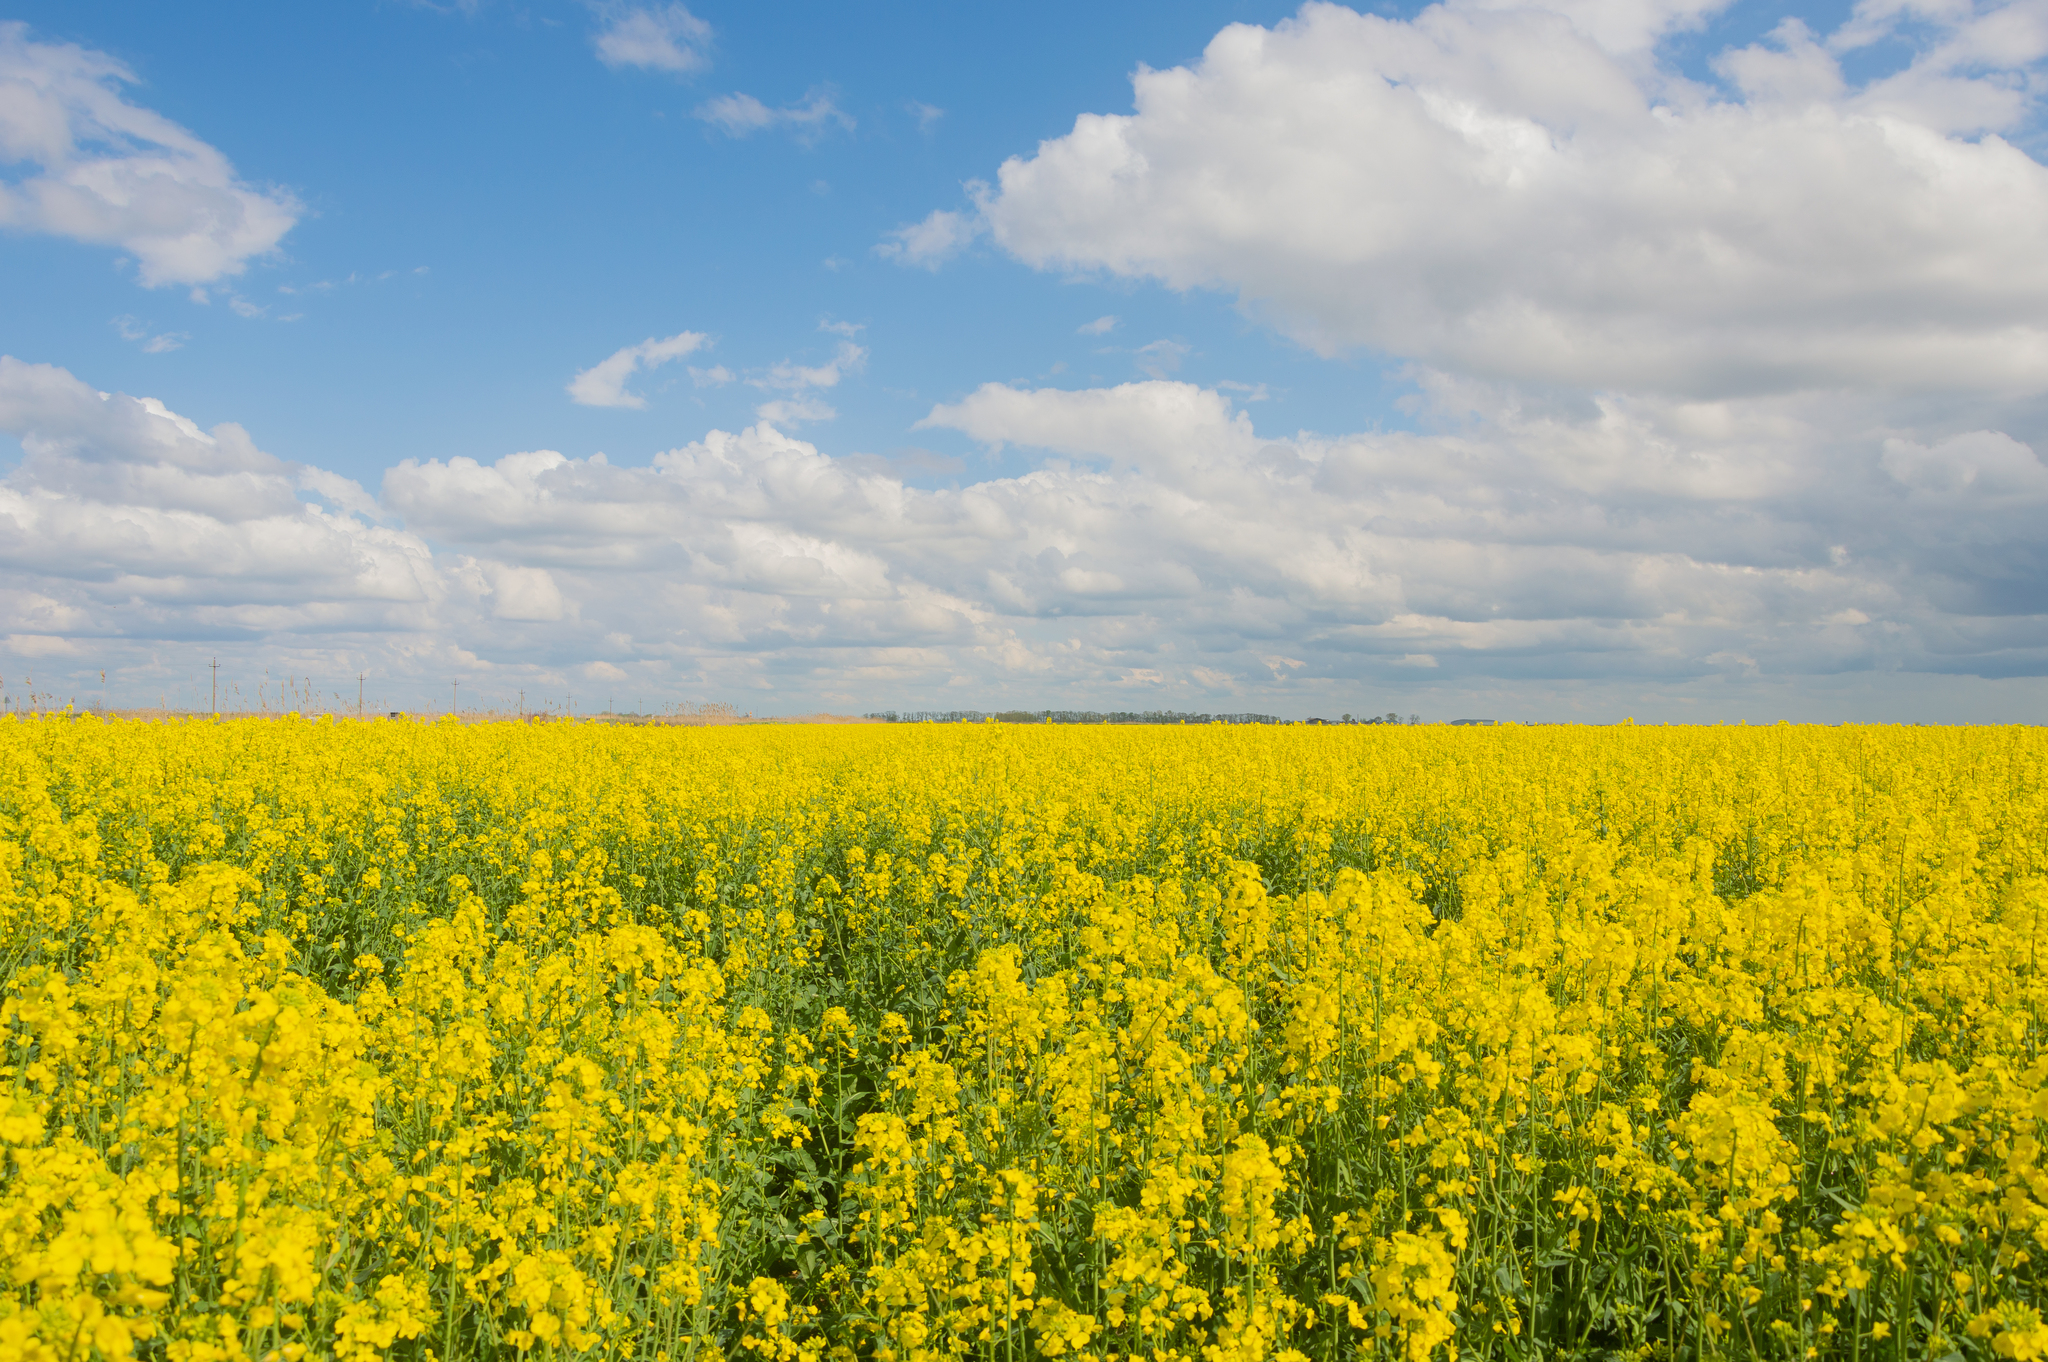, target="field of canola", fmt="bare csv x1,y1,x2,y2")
2,716,2047,1362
